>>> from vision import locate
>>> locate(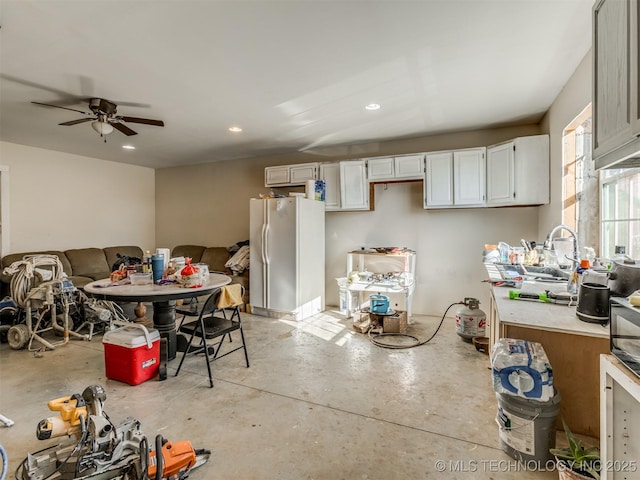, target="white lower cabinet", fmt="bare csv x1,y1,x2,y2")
600,355,640,480
486,134,549,206
424,147,485,208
